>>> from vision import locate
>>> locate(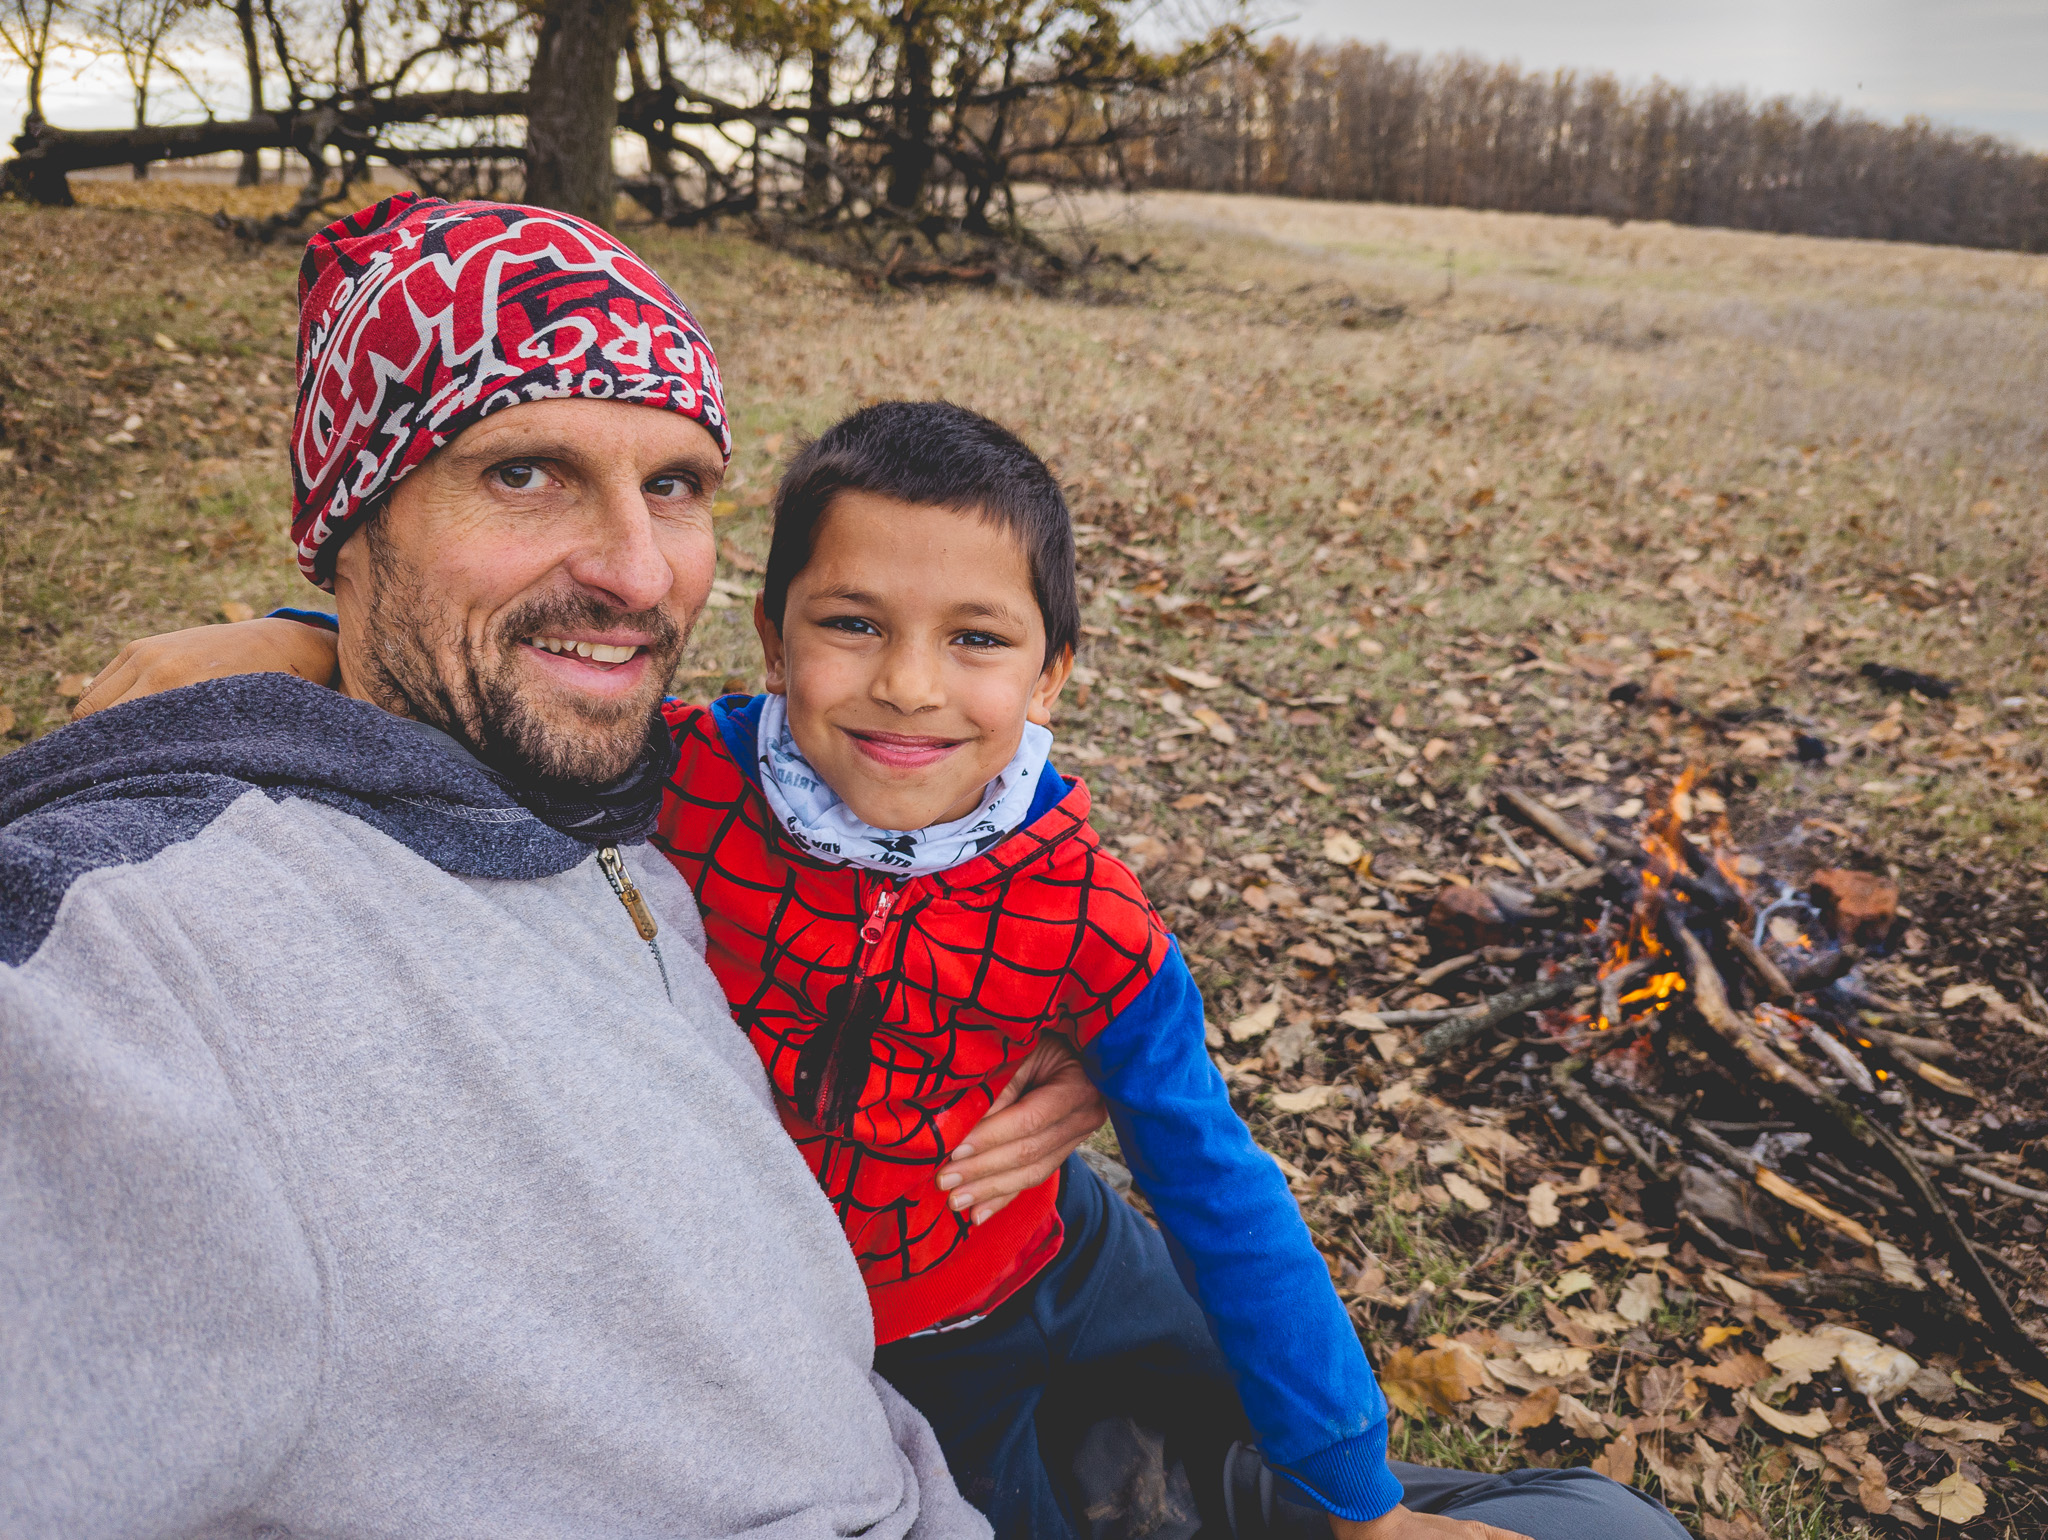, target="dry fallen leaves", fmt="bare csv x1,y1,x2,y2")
1555,1392,1610,1439
1700,1513,1768,1540
1439,1171,1492,1212
1591,1428,1637,1484
220,600,256,623
1895,1407,2011,1443
1322,829,1366,866
1616,1272,1663,1325
1269,1084,1342,1114
1692,1354,1771,1390
1519,1345,1592,1379
1559,1228,1638,1263
1763,1332,1841,1386
55,672,92,697
1745,1391,1831,1438
1378,1343,1485,1418
1523,1181,1560,1228
1545,1267,1596,1301
1508,1385,1559,1432
1227,1001,1280,1043
1916,1471,1988,1523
